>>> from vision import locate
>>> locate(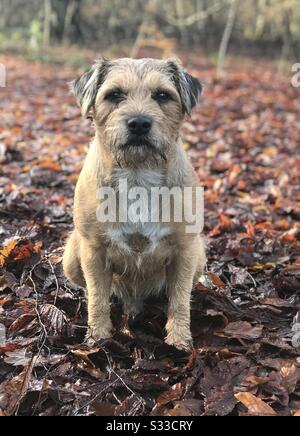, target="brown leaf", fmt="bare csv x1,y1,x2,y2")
207,272,226,288
200,356,250,416
70,345,100,367
235,392,277,416
166,399,203,416
91,401,116,416
223,321,263,340
8,314,36,334
115,395,145,416
280,364,300,393
0,238,42,268
157,383,183,407
39,304,70,338
0,239,17,267
4,348,31,367
0,360,34,415
167,402,193,416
